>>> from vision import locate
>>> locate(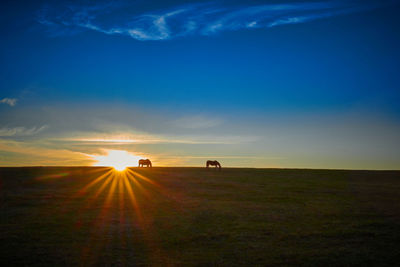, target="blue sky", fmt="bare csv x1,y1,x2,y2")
1,0,400,169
